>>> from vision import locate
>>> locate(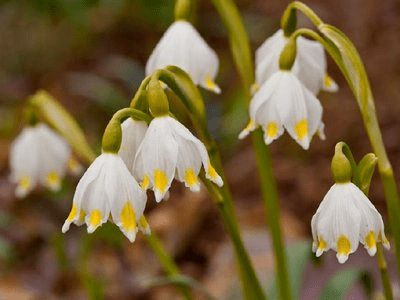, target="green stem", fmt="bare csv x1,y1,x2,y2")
210,0,291,299
376,244,394,300
145,234,192,299
200,152,267,300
